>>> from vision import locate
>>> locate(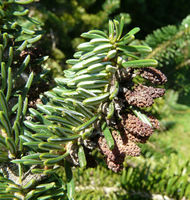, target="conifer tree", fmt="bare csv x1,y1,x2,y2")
0,1,167,199
144,15,190,97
